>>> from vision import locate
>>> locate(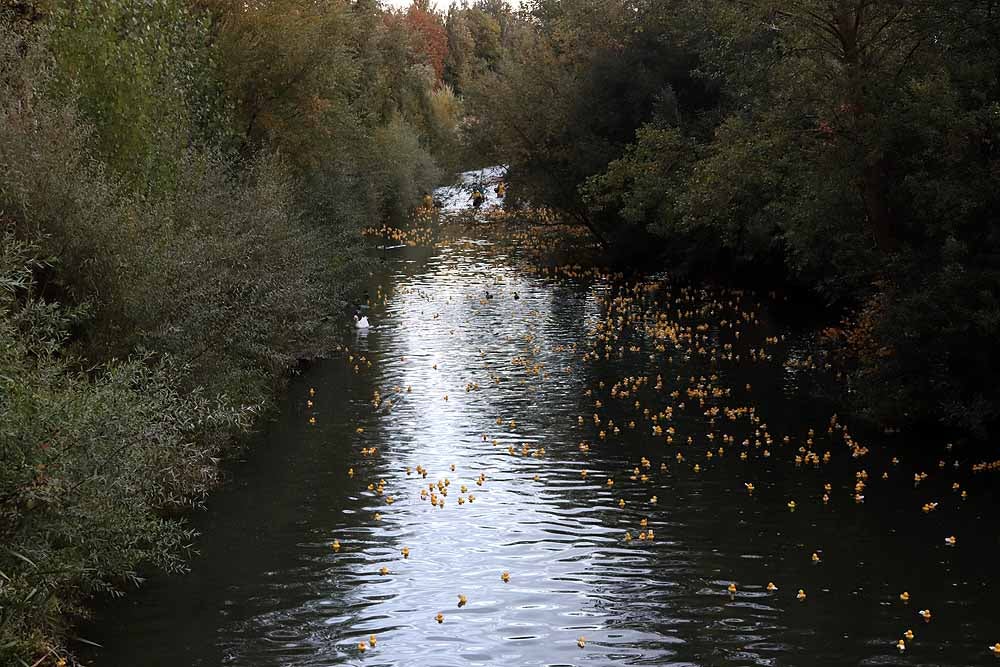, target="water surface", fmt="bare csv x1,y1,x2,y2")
81,229,1000,666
